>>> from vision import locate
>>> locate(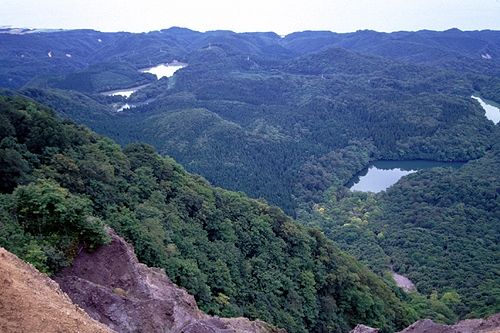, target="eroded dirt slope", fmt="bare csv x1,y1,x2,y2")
0,247,113,333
